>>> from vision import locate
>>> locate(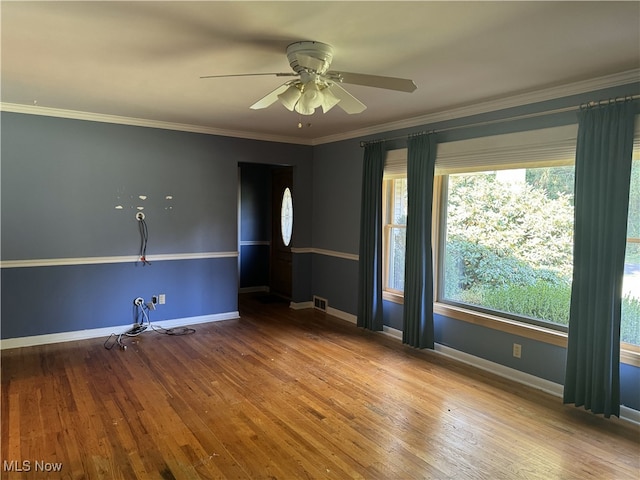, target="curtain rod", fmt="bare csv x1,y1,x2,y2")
359,94,640,148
